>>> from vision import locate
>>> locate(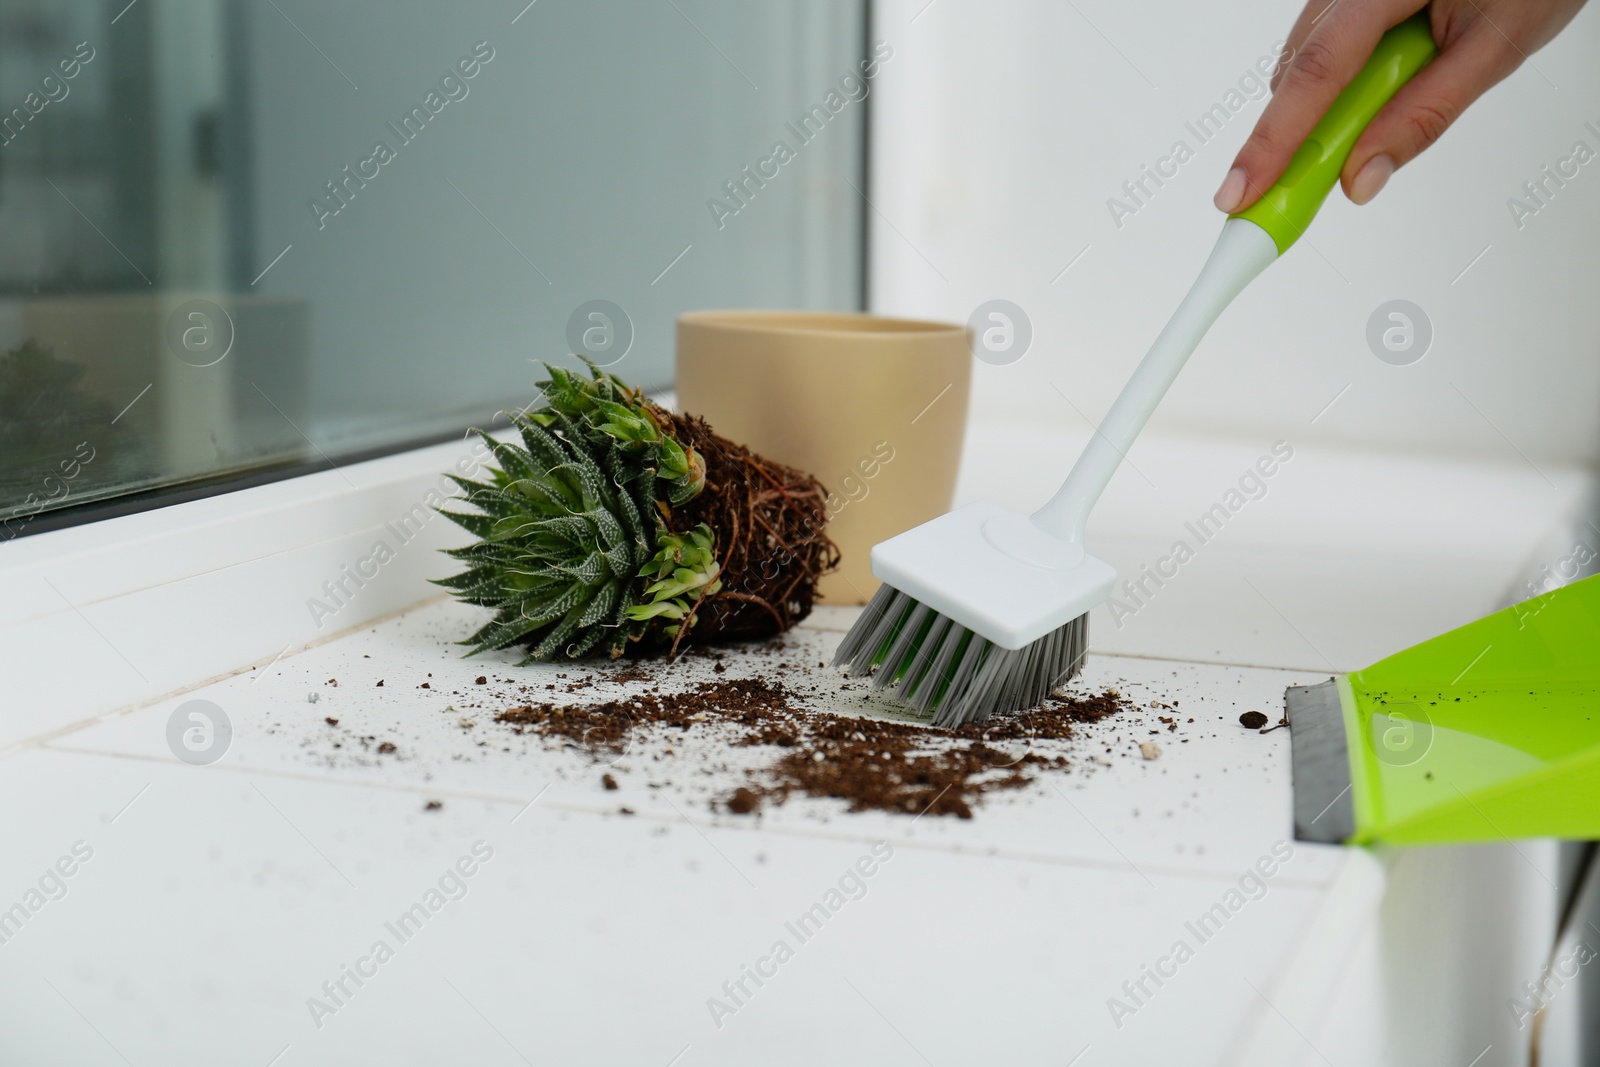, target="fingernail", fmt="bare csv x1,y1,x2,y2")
1213,167,1247,213
1350,154,1395,205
